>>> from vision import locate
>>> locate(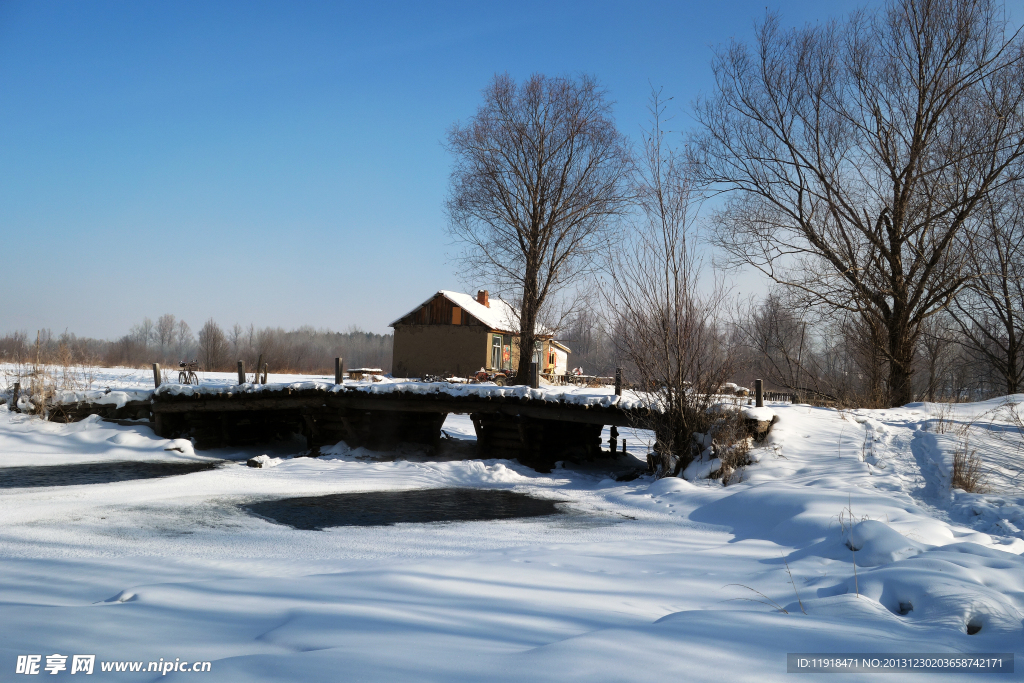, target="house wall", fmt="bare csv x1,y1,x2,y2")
392,325,490,378
487,332,519,371
551,347,568,375
502,337,553,374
